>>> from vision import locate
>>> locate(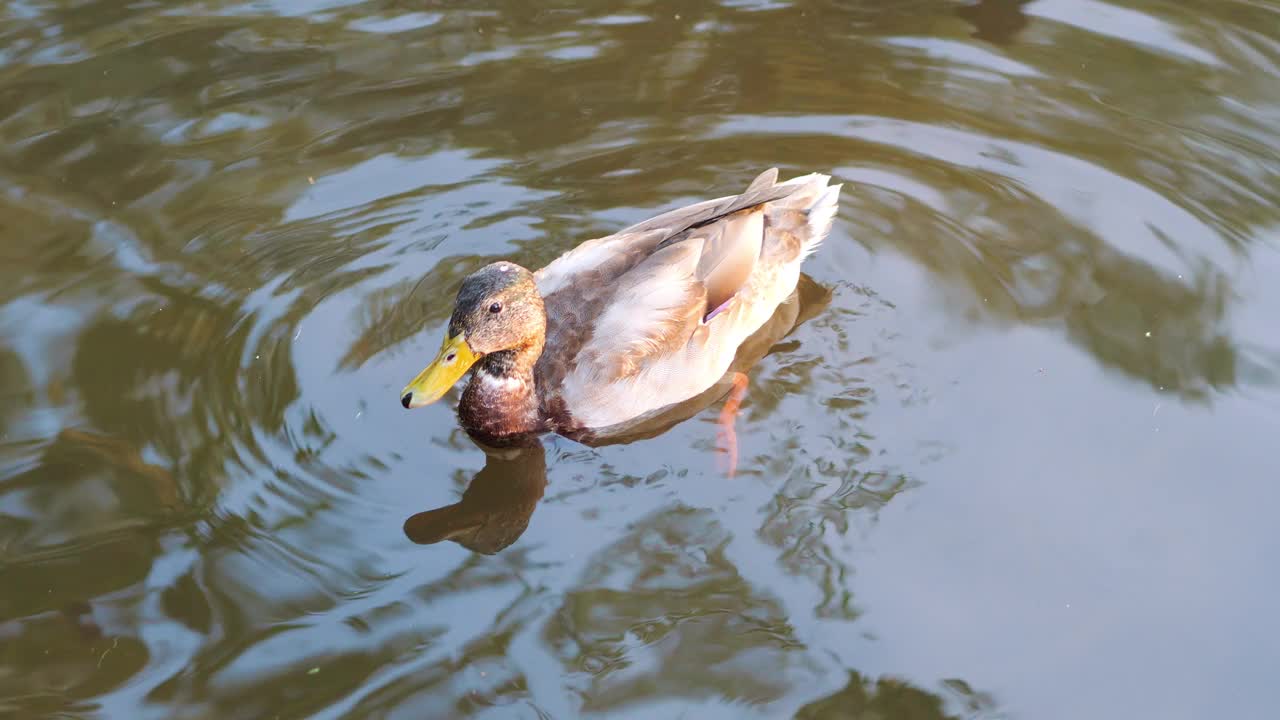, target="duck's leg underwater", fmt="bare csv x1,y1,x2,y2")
716,372,750,477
